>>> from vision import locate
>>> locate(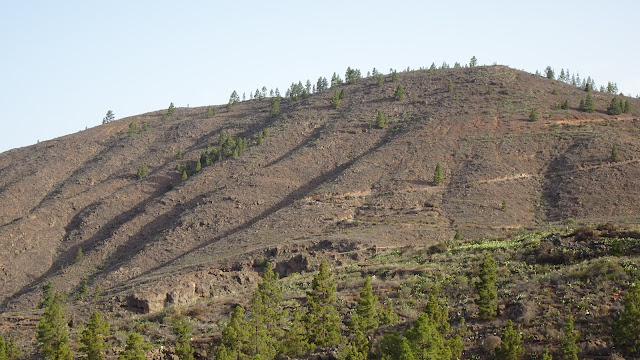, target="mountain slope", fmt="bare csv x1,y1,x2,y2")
1,65,639,315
